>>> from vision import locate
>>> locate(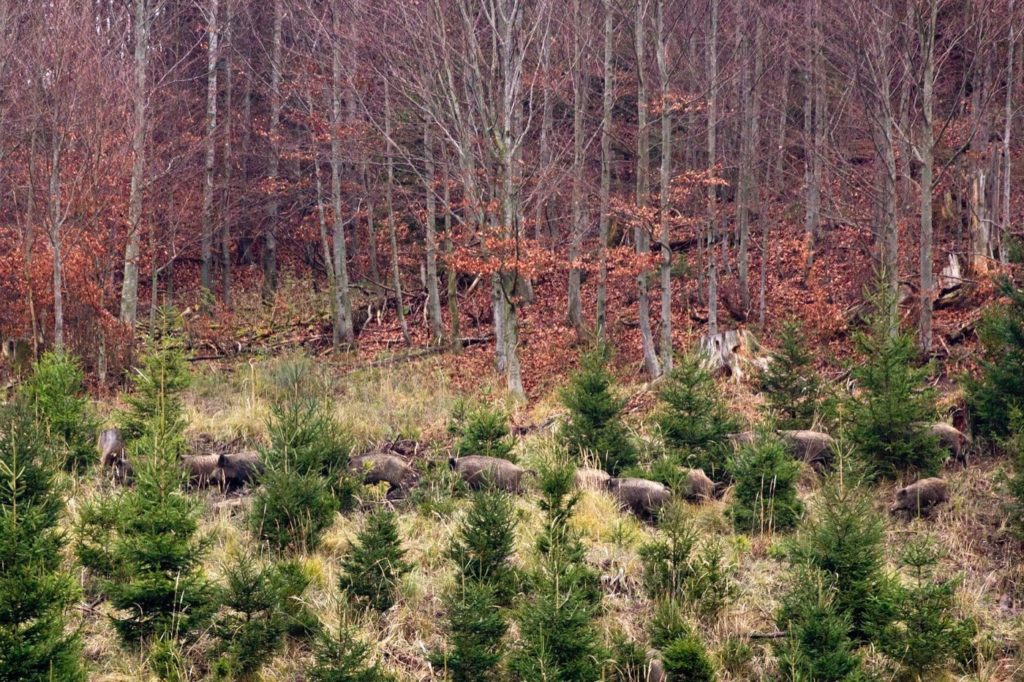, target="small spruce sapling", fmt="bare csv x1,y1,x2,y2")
338,510,410,612
0,407,85,682
433,580,508,682
661,633,716,682
310,623,394,682
251,468,338,553
454,406,516,461
879,537,976,679
657,352,741,482
19,351,97,472
760,319,824,430
966,276,1024,439
844,280,942,478
446,490,518,601
560,345,636,475
728,430,804,534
